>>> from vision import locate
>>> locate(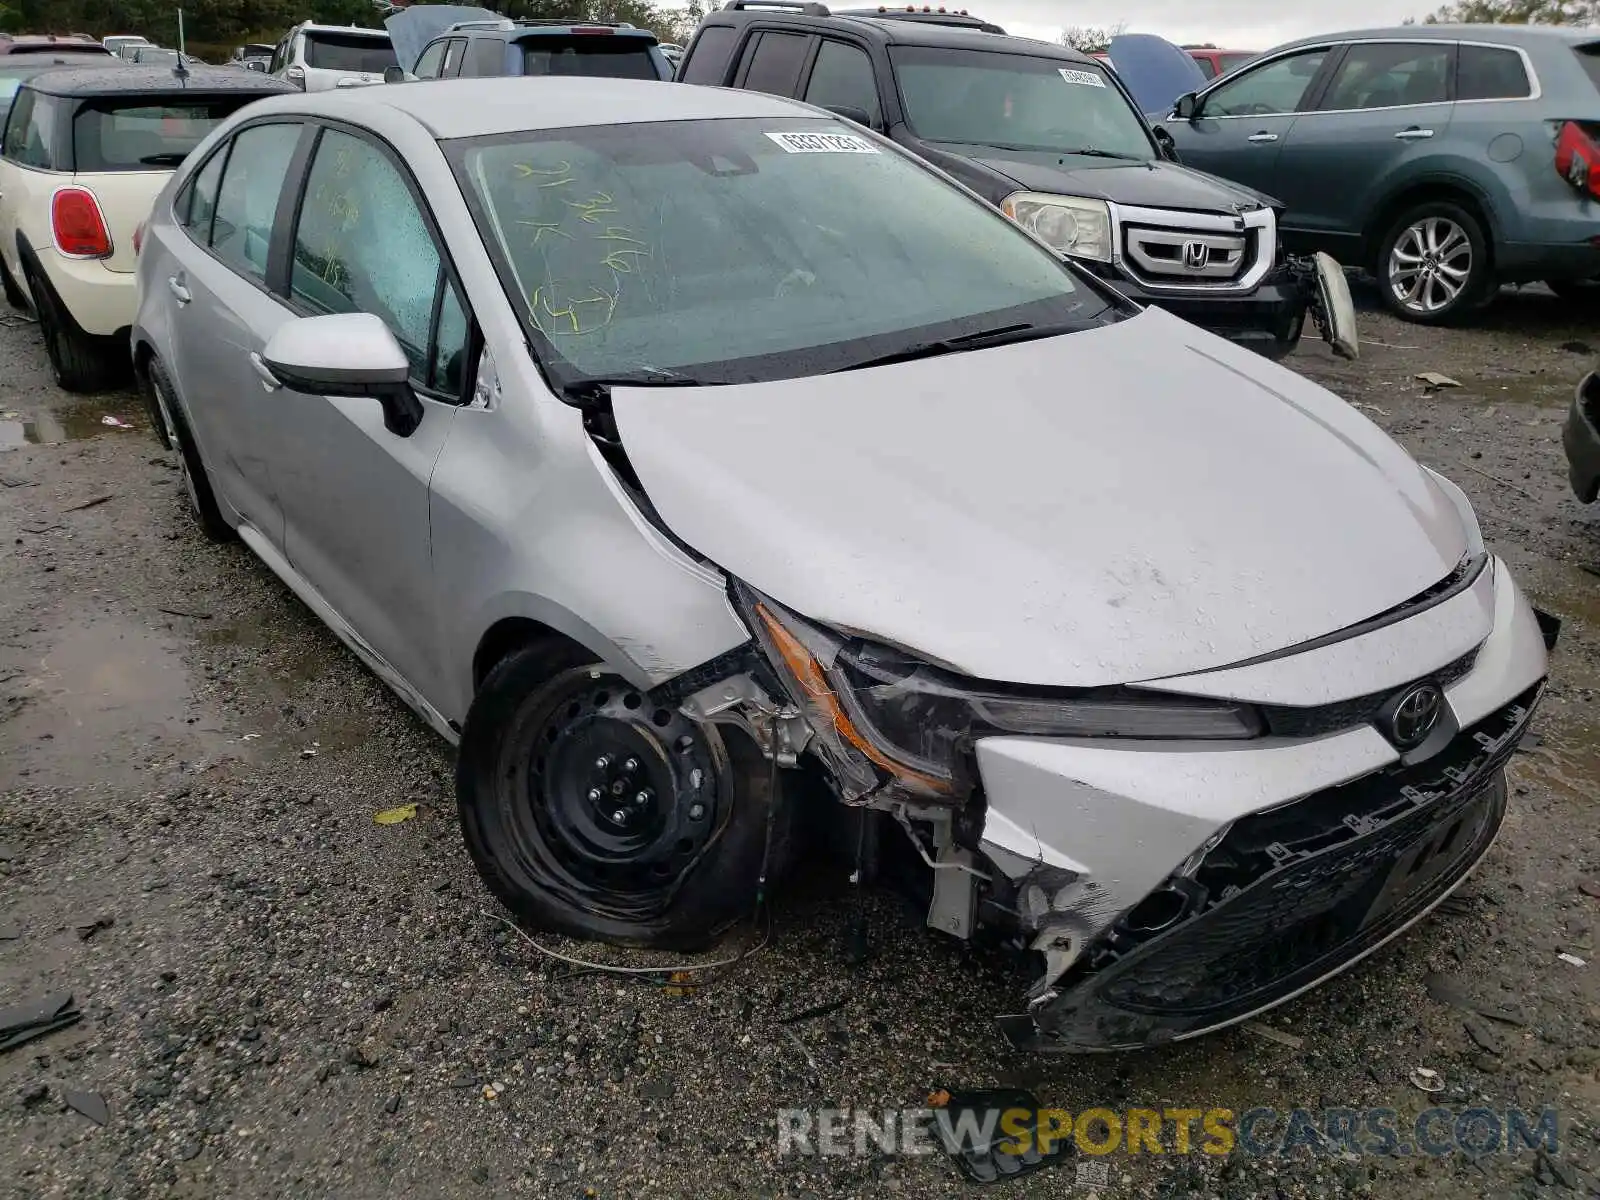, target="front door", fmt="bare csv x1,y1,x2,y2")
1160,45,1336,197
267,126,475,700
162,120,307,548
